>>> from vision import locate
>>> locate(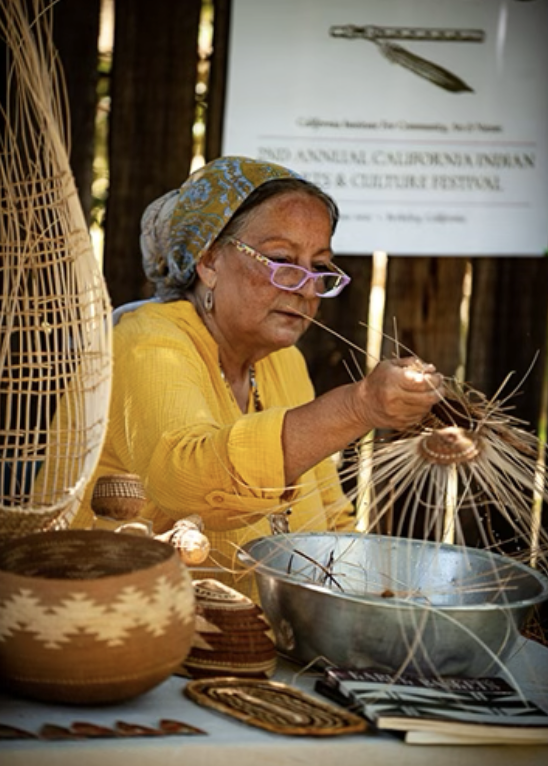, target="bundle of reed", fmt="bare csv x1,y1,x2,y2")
352,369,548,580
0,0,112,537
295,309,547,580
